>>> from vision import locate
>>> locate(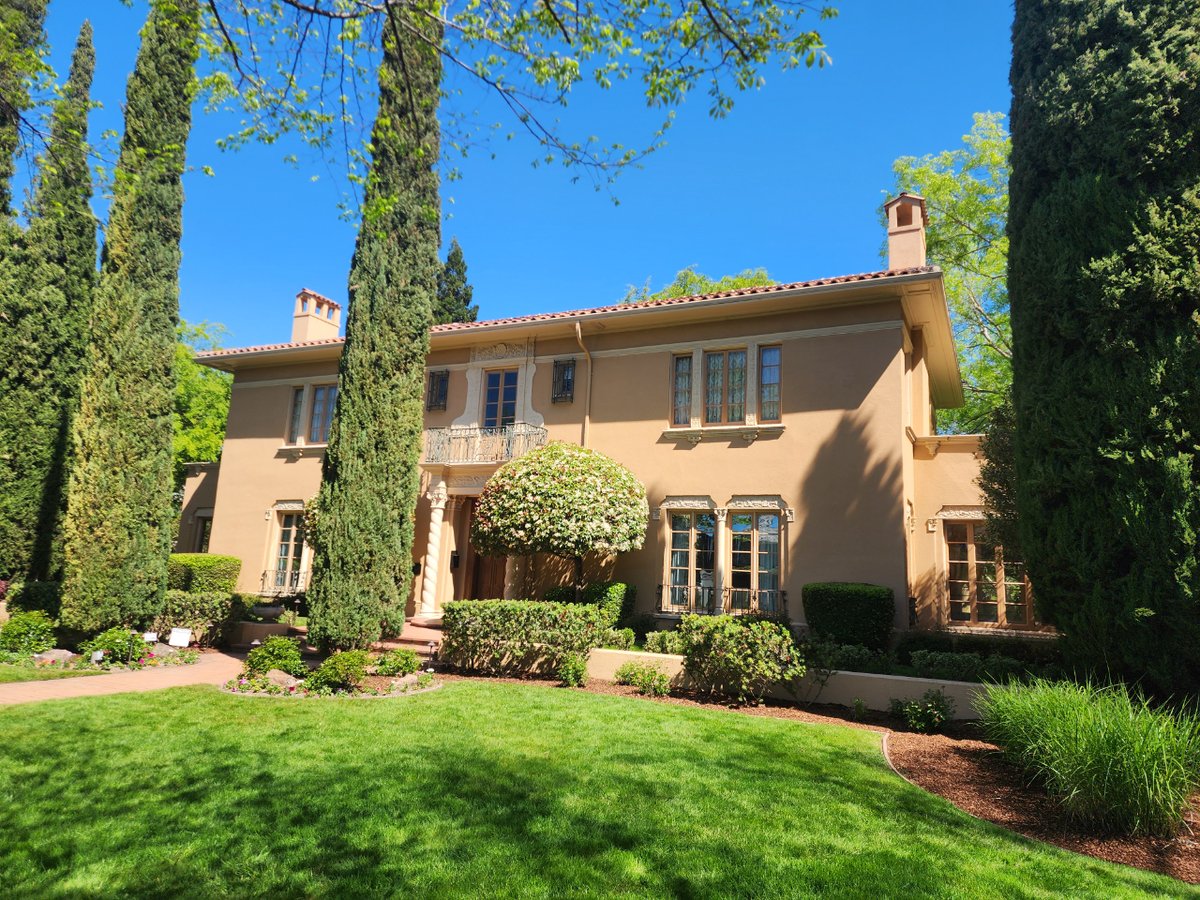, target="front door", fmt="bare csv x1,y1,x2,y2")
471,554,507,600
